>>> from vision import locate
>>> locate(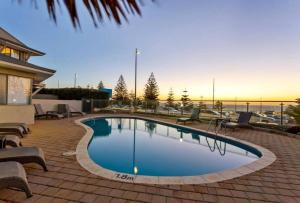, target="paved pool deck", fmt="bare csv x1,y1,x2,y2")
0,114,299,203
